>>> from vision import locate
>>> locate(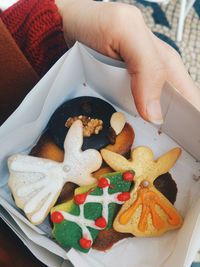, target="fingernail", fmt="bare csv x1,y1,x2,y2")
147,99,163,125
